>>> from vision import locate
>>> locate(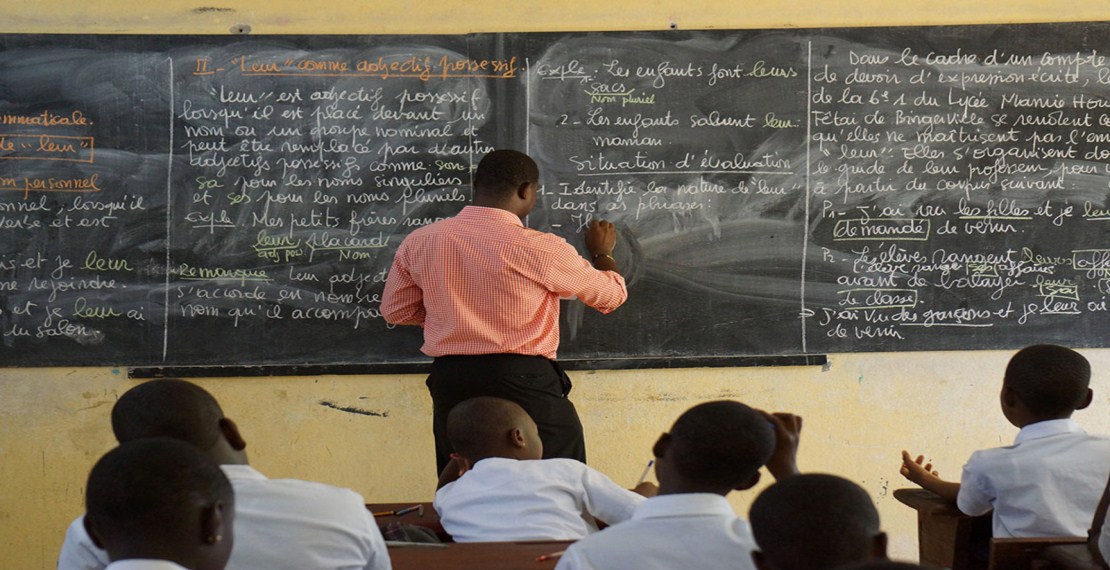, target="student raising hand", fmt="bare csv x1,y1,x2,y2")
900,450,960,502
437,455,471,489
761,411,802,480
